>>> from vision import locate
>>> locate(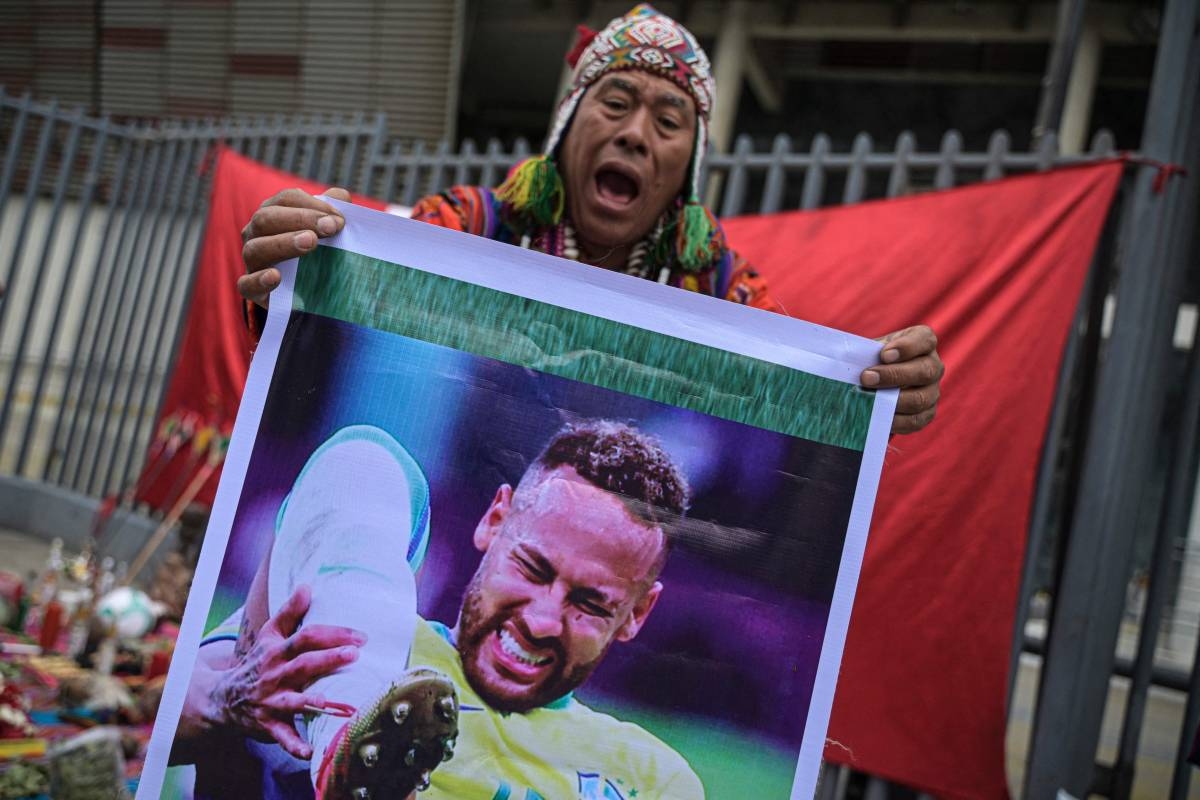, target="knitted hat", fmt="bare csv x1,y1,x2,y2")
497,4,723,272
